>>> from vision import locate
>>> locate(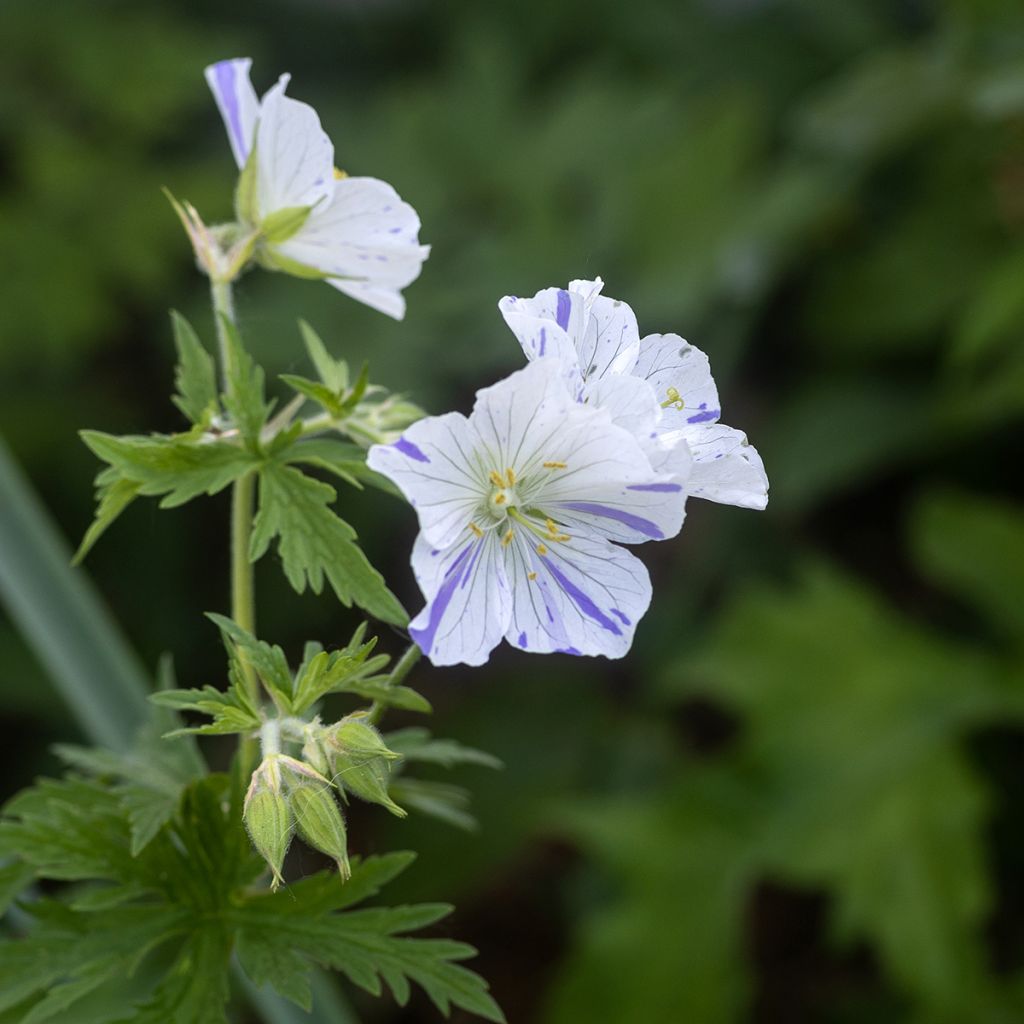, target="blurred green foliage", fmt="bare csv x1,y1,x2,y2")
2,0,1024,1021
